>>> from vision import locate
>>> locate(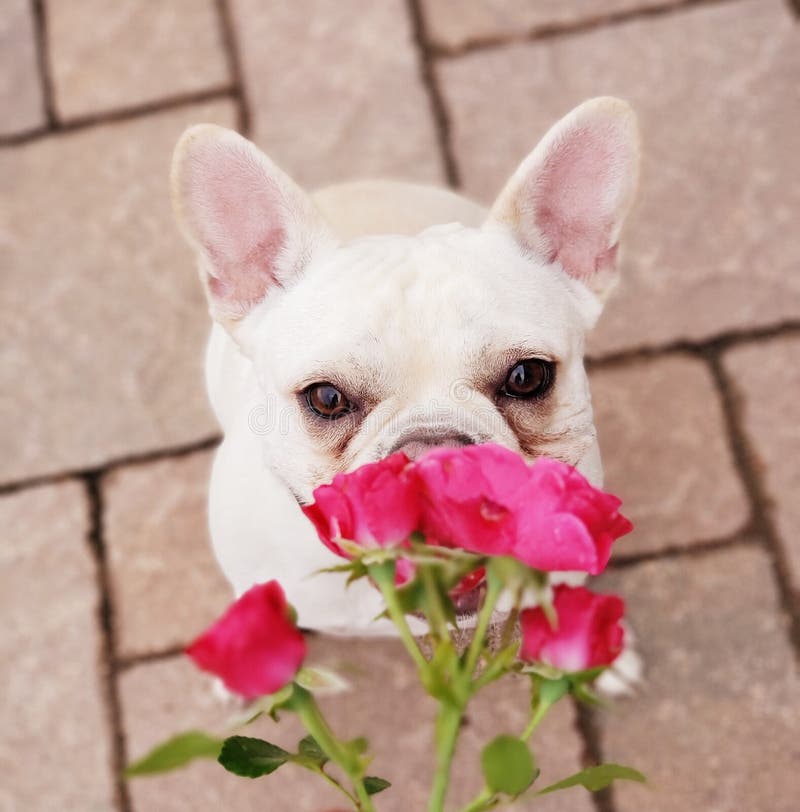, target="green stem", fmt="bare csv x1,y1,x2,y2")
463,576,503,679
428,702,464,812
458,788,499,812
420,565,451,642
471,651,512,692
291,686,376,812
522,701,550,741
314,767,359,806
498,606,519,651
370,563,429,674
